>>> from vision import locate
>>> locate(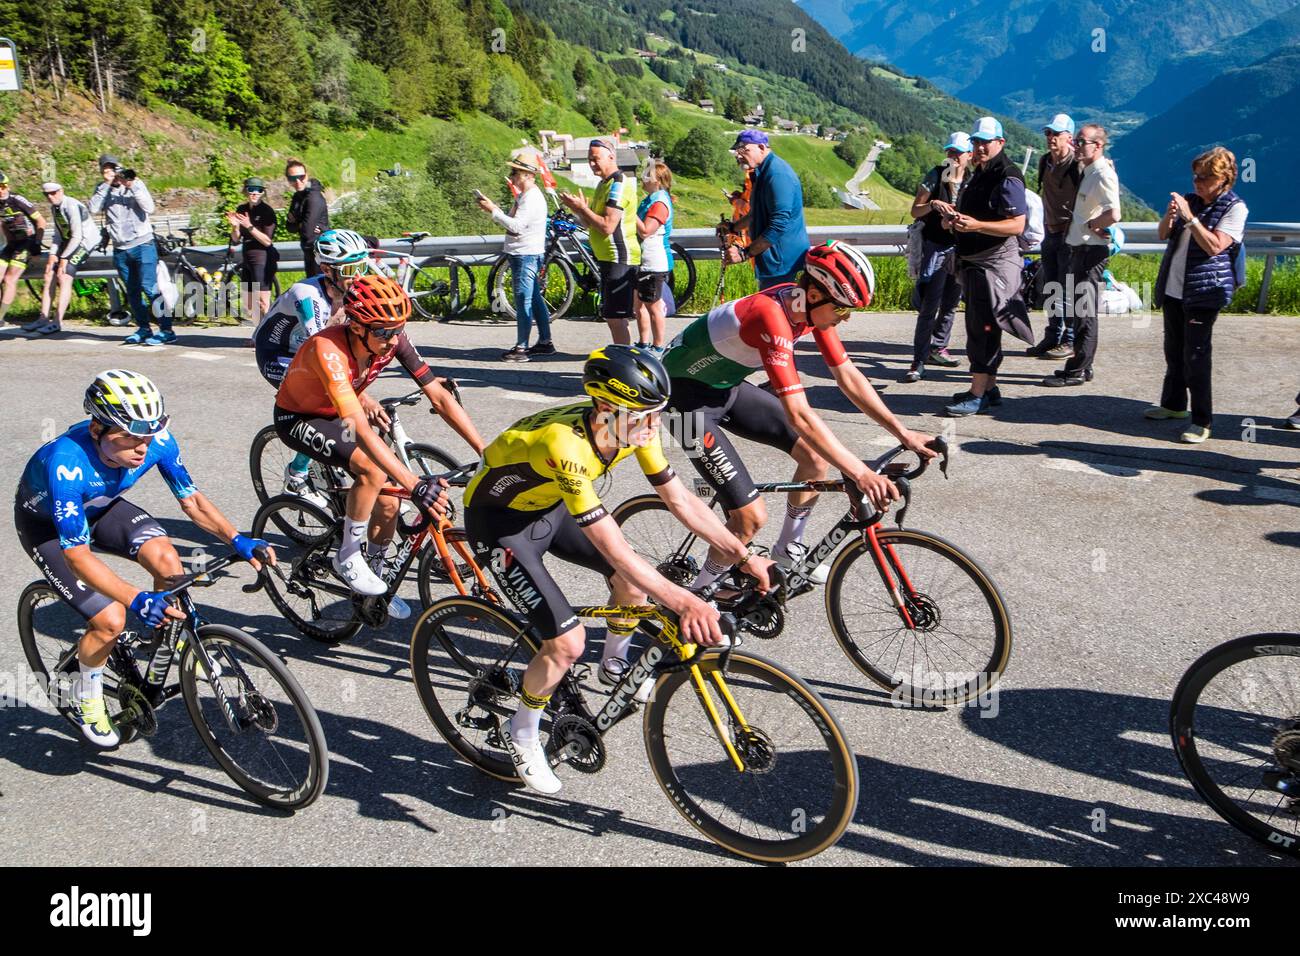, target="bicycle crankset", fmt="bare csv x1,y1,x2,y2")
355,595,390,628
547,714,605,773
117,683,158,738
